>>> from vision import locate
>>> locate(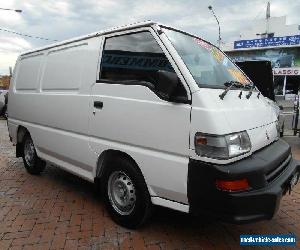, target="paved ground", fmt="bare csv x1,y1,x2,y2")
0,119,299,250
